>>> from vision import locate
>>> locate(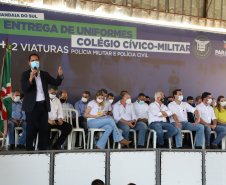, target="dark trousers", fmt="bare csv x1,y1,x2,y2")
26,101,48,150
50,121,72,147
